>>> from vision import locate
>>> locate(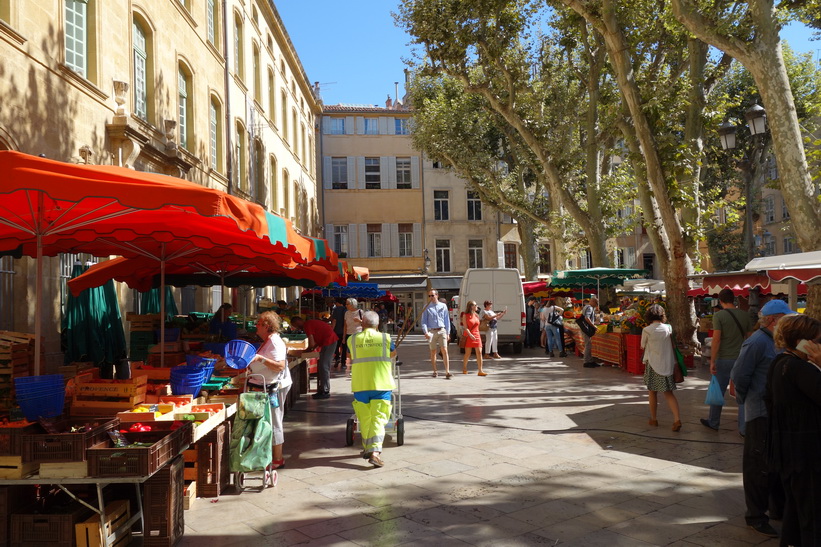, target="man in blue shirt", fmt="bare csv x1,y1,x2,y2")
730,299,793,538
420,289,451,378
